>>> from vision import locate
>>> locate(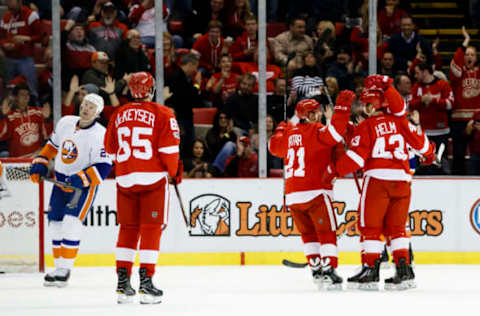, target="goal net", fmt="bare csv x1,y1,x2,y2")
0,158,44,273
